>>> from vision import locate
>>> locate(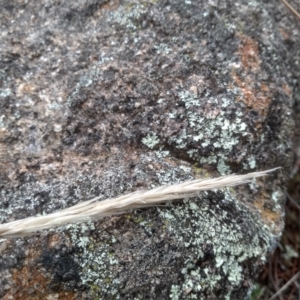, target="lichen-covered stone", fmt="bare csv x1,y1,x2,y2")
0,0,299,299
